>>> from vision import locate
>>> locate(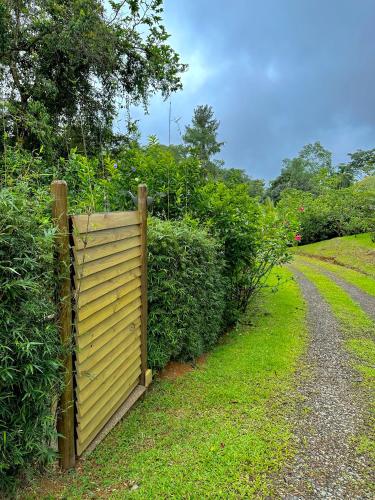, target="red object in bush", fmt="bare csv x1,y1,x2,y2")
298,206,305,212
294,234,302,242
